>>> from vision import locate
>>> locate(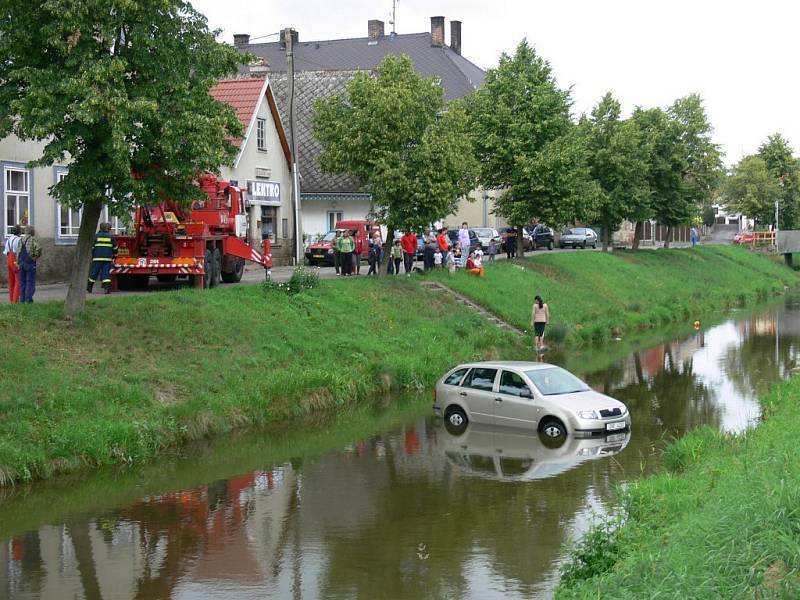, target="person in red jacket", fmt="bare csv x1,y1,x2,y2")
436,227,449,266
353,230,364,275
400,230,417,274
